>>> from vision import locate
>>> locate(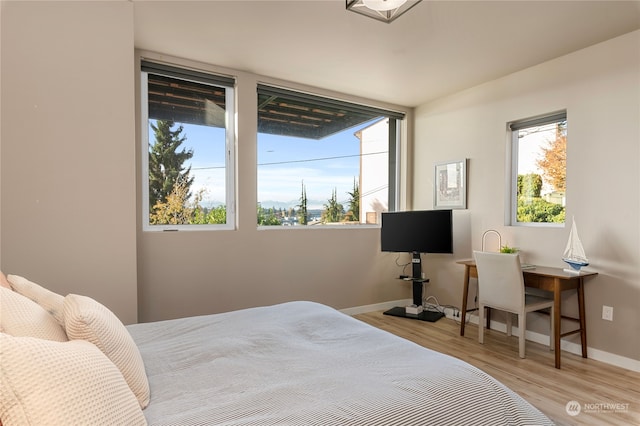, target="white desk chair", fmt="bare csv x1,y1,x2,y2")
473,251,554,359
